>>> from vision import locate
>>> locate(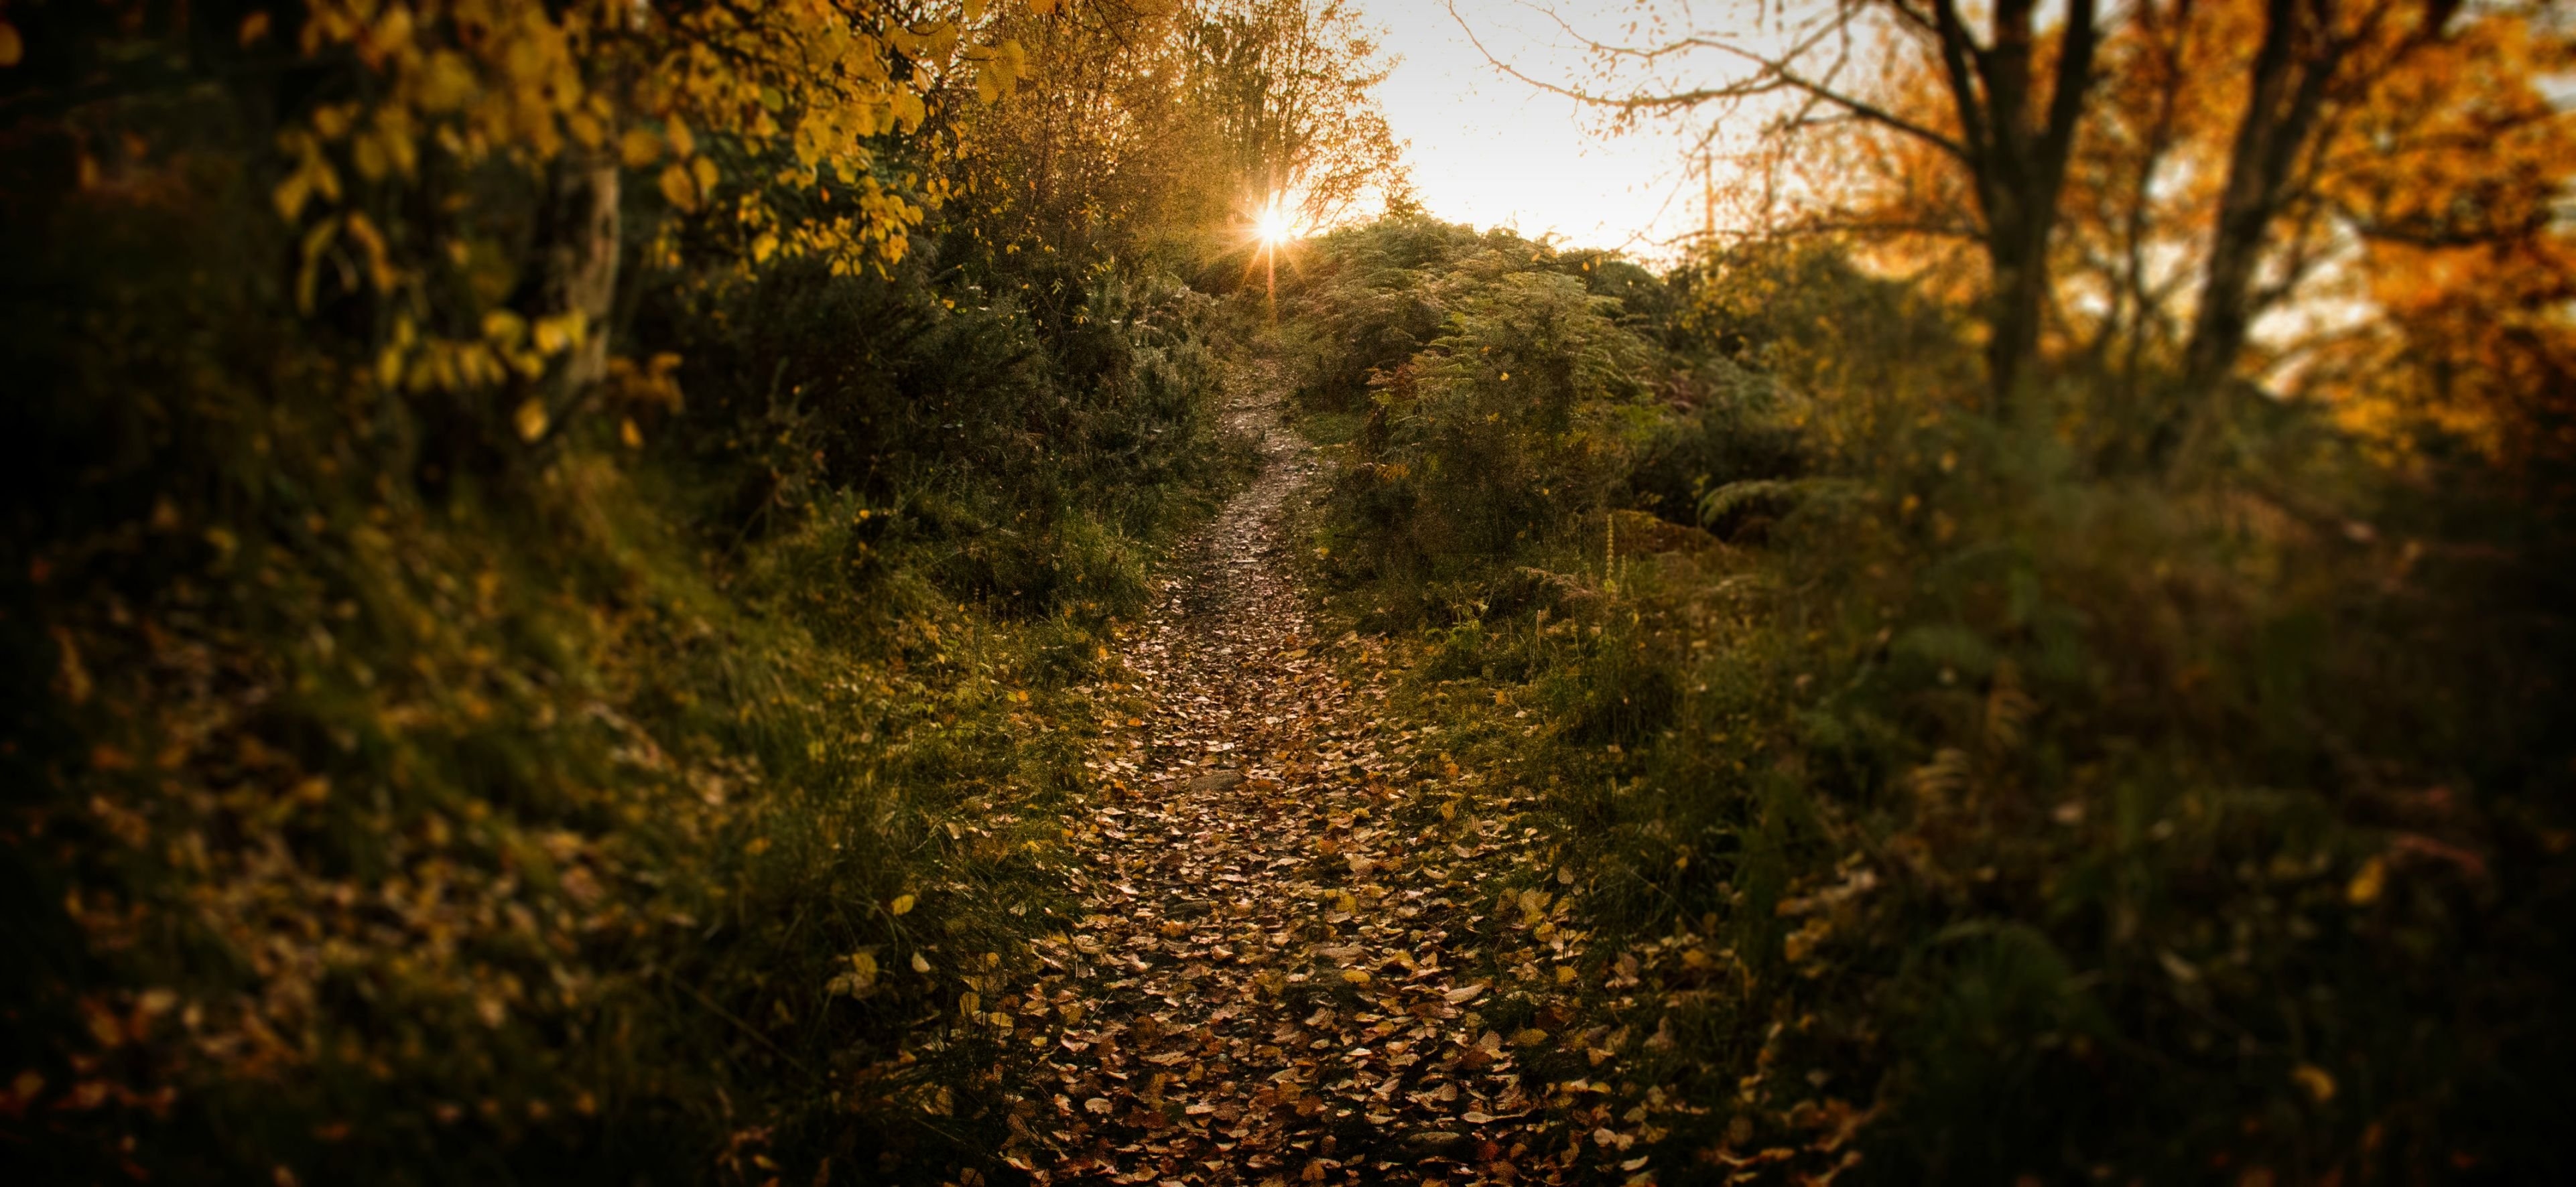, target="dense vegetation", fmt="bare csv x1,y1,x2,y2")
1279,214,2573,1182
0,0,1381,1179
6,0,2572,1182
